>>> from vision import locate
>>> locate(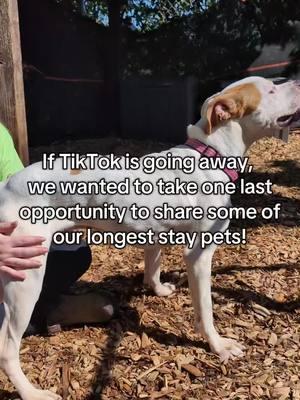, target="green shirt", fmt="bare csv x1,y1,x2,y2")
0,123,24,182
